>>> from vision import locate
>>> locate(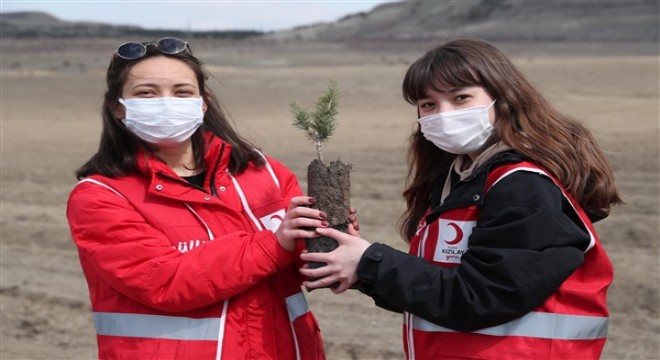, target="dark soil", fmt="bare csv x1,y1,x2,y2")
305,159,352,284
